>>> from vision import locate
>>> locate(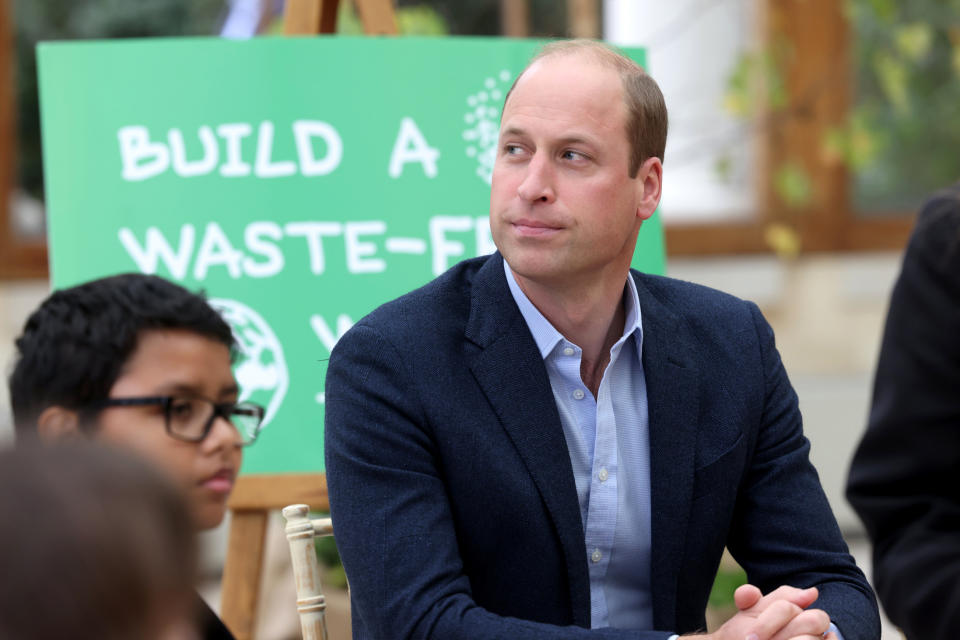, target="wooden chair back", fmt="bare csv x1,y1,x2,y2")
282,504,335,640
